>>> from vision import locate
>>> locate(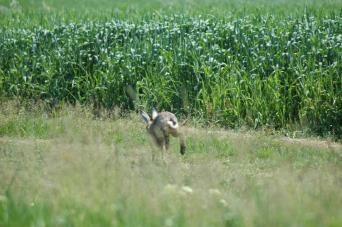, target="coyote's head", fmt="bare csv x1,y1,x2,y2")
140,109,158,130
